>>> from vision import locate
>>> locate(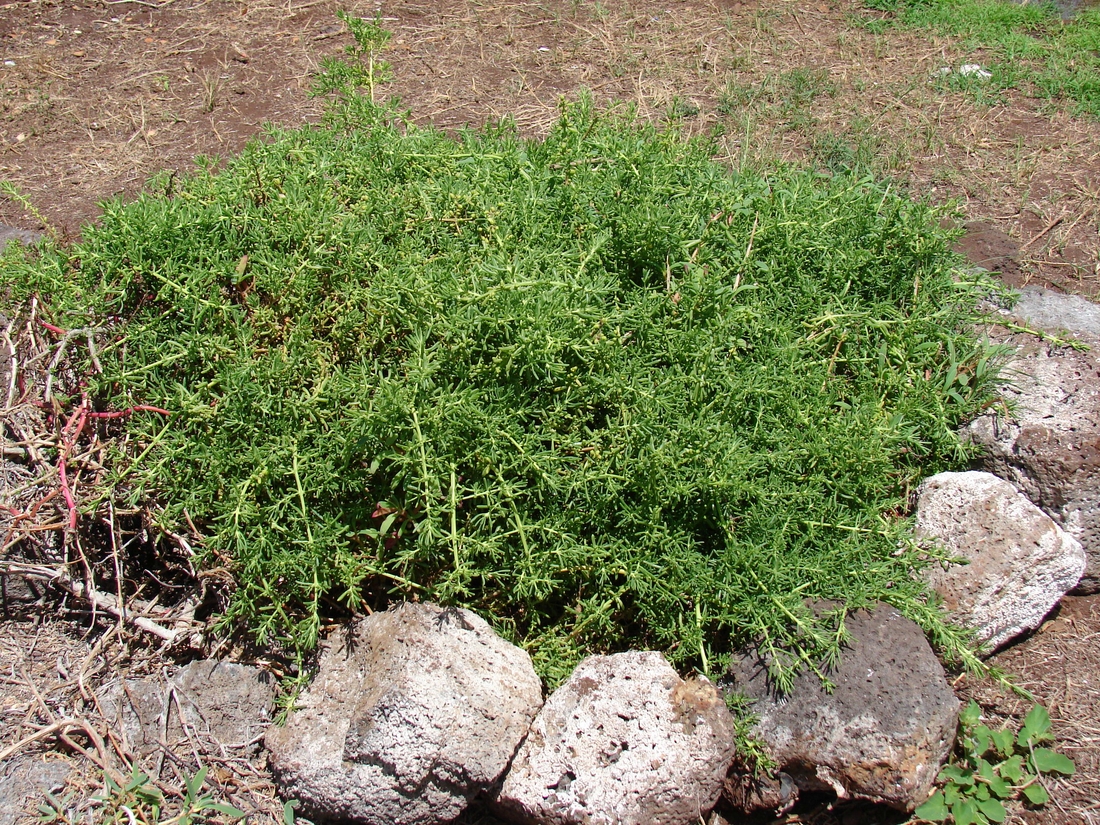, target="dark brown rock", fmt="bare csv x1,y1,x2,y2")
724,603,958,813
